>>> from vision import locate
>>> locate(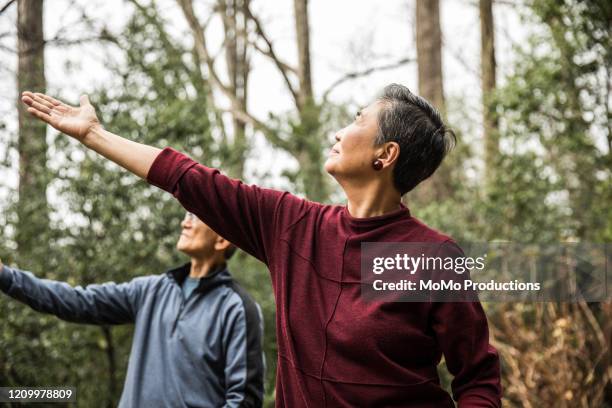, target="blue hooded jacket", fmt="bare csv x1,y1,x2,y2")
0,263,264,407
